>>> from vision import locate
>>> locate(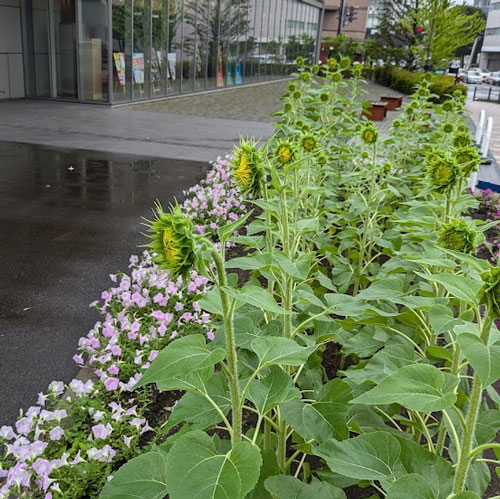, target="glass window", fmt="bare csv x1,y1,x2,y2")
21,0,51,97
151,0,167,97
132,0,151,99
112,0,132,101
79,0,109,101
168,0,182,94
